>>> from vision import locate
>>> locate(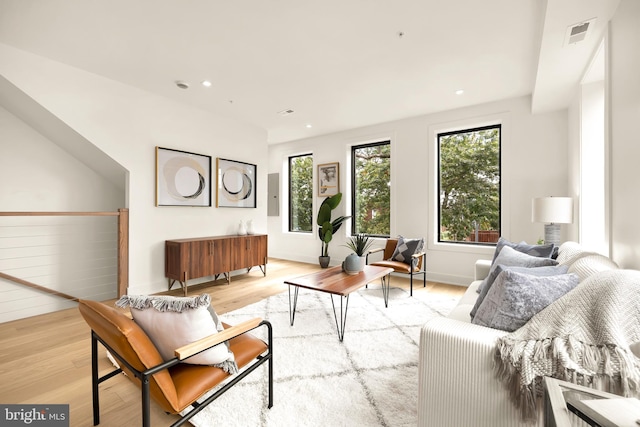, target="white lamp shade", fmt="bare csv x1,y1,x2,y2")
532,197,573,224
